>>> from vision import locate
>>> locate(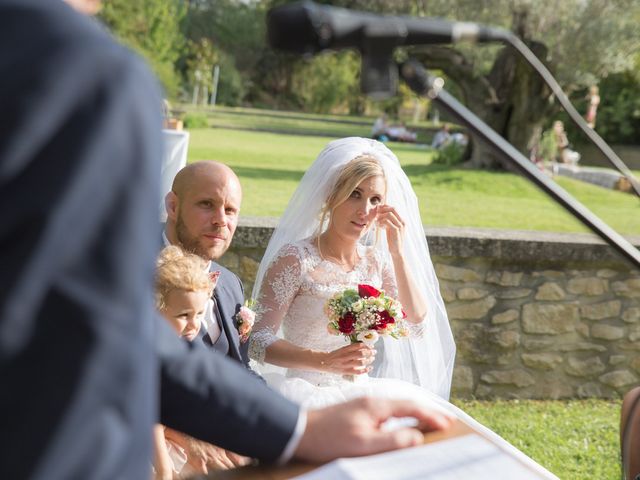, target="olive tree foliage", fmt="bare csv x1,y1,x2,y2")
99,0,186,97
330,0,640,167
